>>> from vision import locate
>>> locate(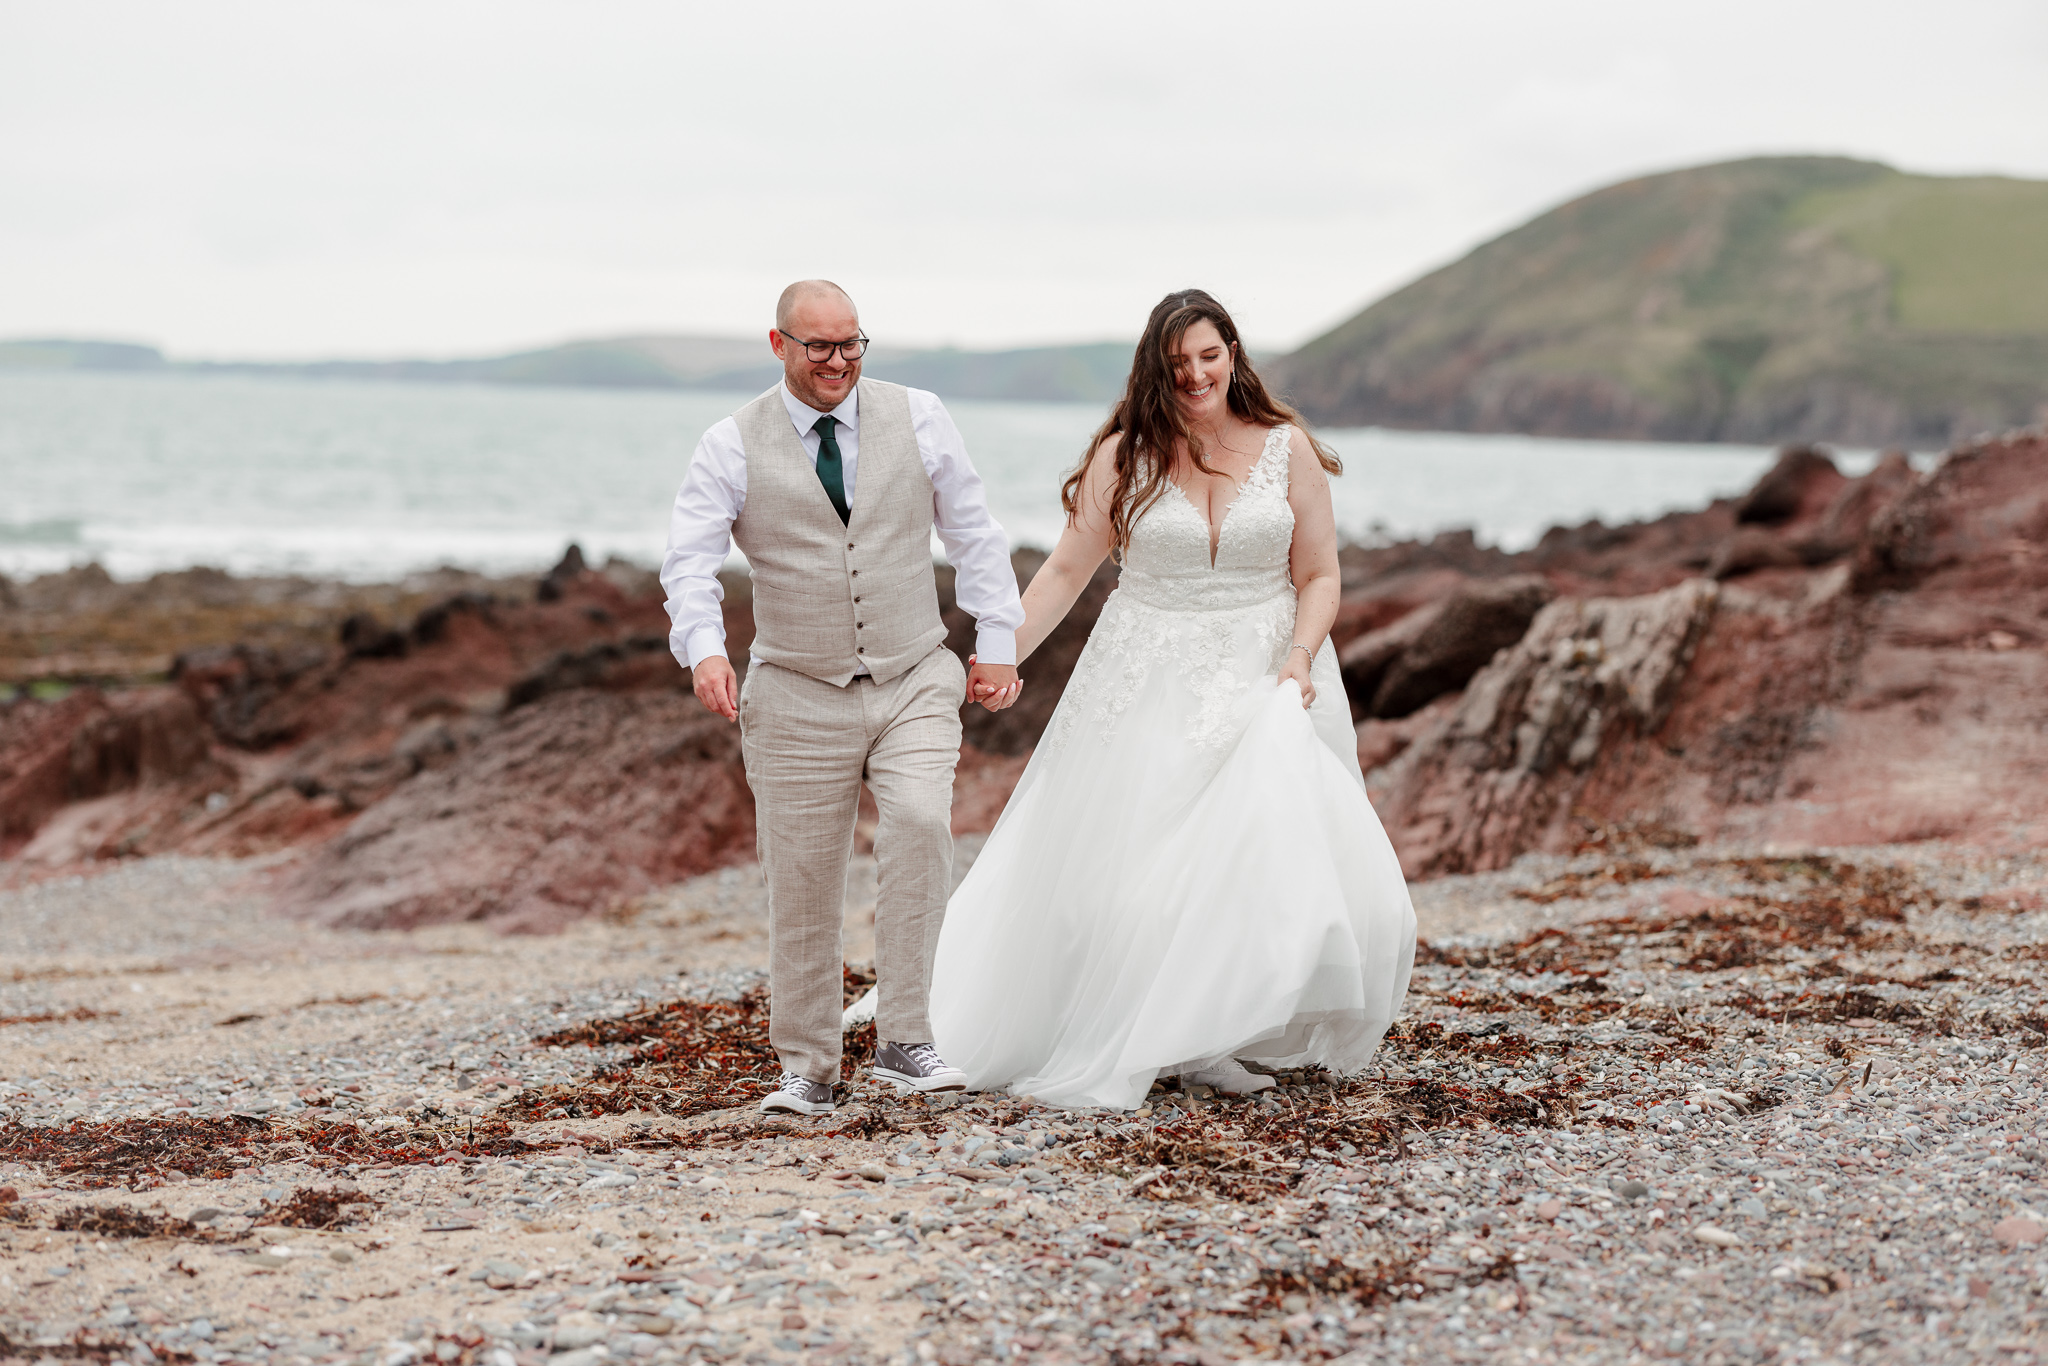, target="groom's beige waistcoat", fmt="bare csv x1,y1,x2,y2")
731,379,945,687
